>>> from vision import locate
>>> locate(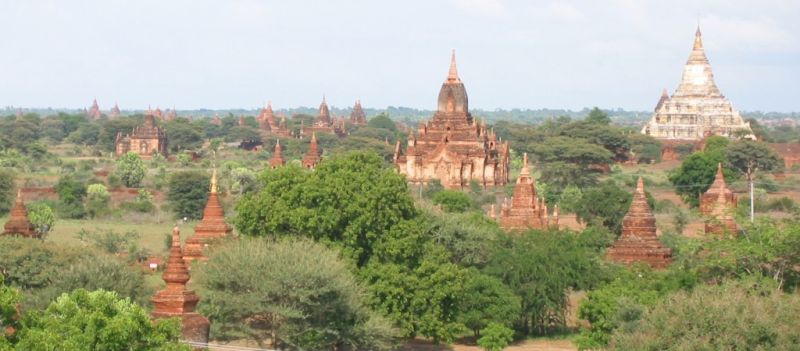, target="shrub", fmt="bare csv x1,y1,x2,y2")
431,190,473,213
477,323,515,351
